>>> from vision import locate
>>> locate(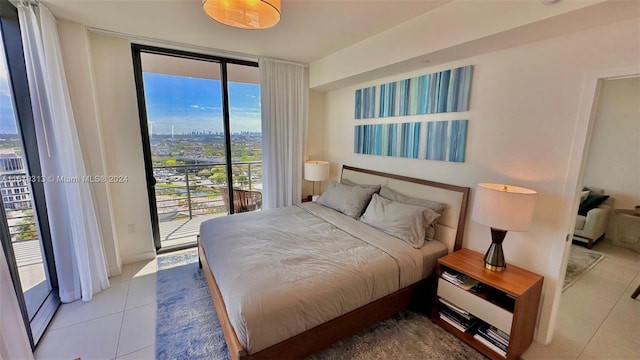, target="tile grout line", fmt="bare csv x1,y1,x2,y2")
47,307,126,333
574,255,639,359
115,345,153,359
113,272,135,358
